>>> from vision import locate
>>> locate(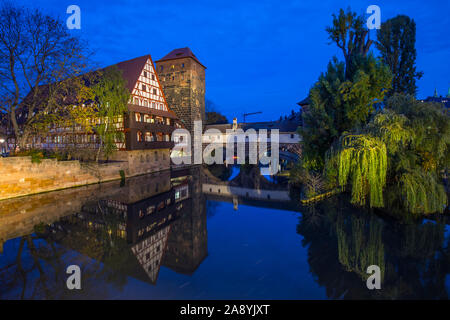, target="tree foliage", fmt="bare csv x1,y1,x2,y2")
206,99,228,124
326,134,387,208
398,171,447,214
298,7,448,215
206,111,228,125
326,8,373,78
325,94,449,214
300,55,392,171
91,66,130,161
377,15,423,97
